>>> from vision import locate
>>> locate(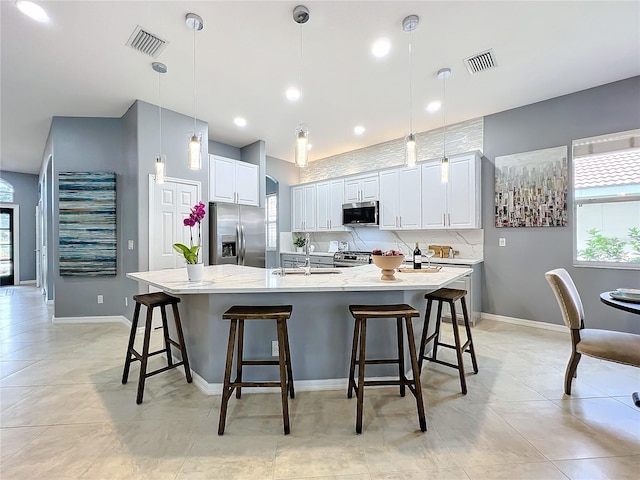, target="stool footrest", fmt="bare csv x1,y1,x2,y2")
241,359,280,366
127,347,168,363
423,356,460,370
364,379,404,387
145,362,186,378
230,380,283,388
363,358,400,366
